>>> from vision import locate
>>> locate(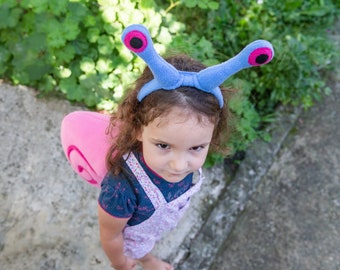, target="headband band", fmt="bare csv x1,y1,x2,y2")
122,24,274,108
